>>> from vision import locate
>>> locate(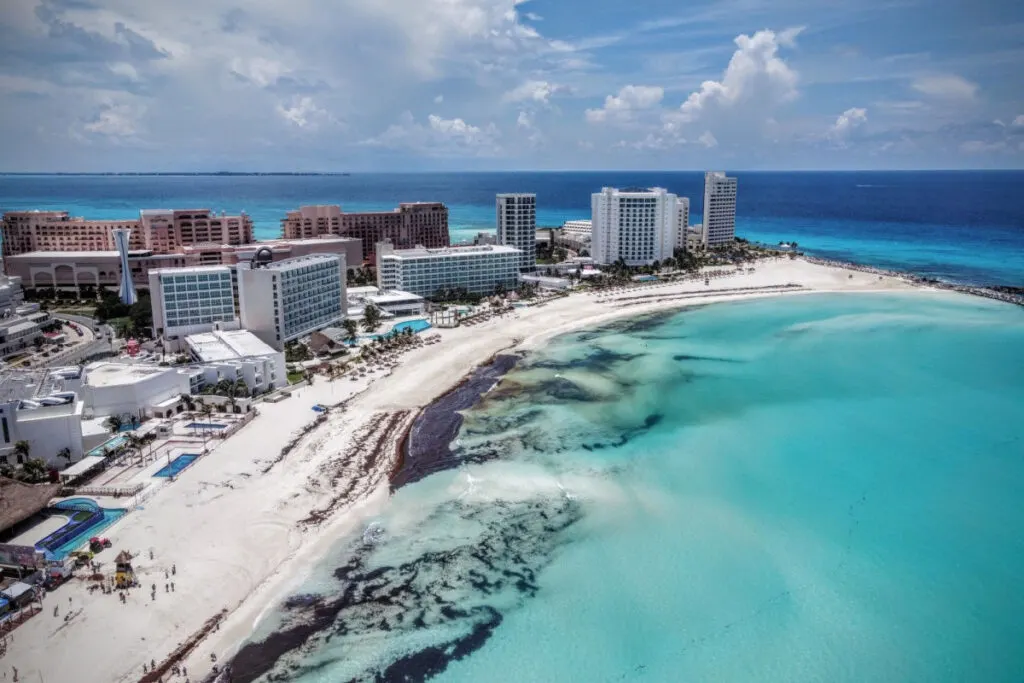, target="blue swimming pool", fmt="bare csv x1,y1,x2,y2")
86,434,128,457
37,499,127,560
184,422,227,430
393,319,431,333
154,453,199,478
